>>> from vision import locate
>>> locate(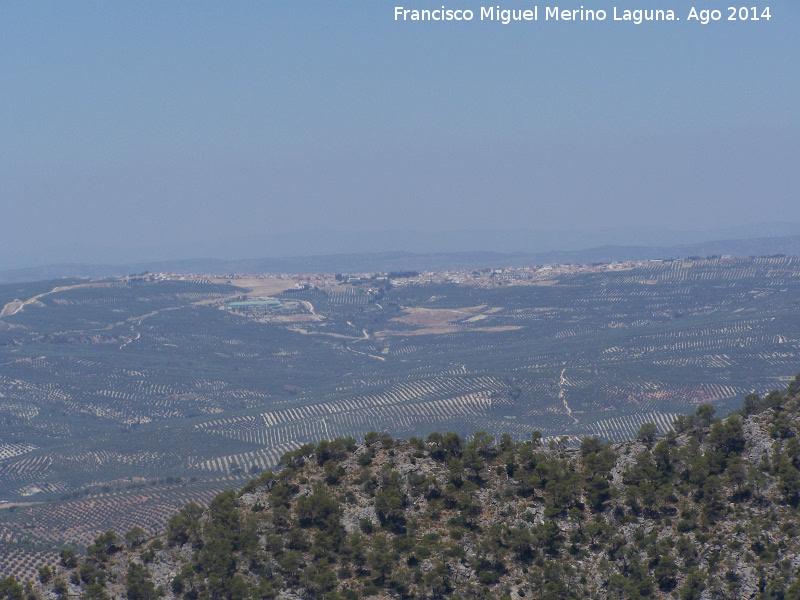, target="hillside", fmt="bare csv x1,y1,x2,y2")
3,258,800,577
14,373,800,600
2,257,799,504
